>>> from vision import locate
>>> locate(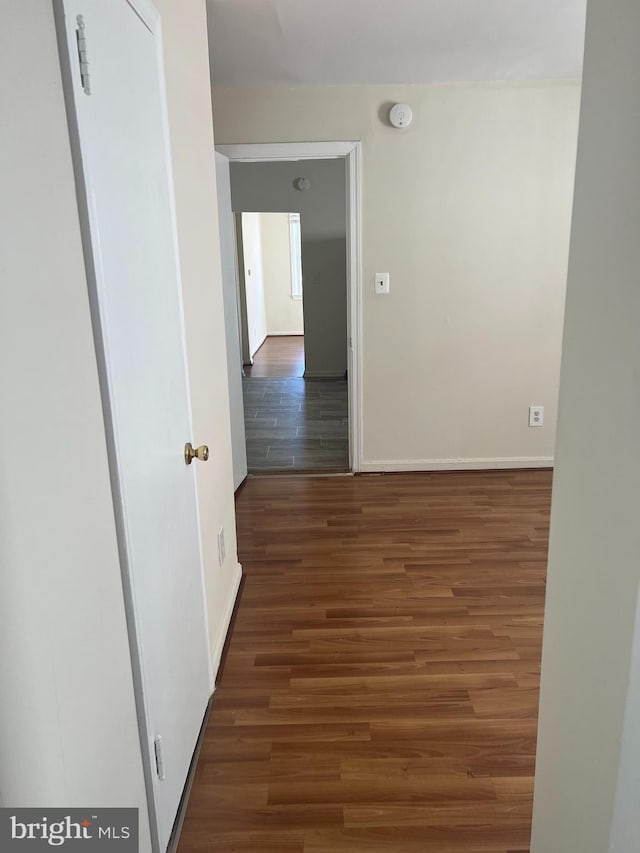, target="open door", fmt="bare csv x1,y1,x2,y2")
215,153,248,489
234,212,253,366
